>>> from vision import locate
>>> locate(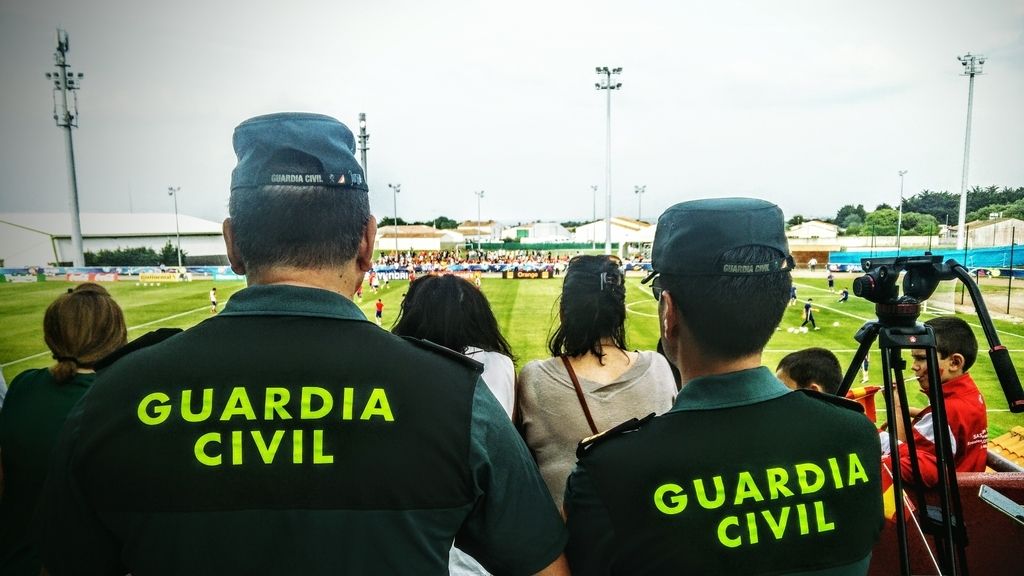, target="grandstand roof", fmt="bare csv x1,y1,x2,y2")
376,225,464,239
0,212,223,237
